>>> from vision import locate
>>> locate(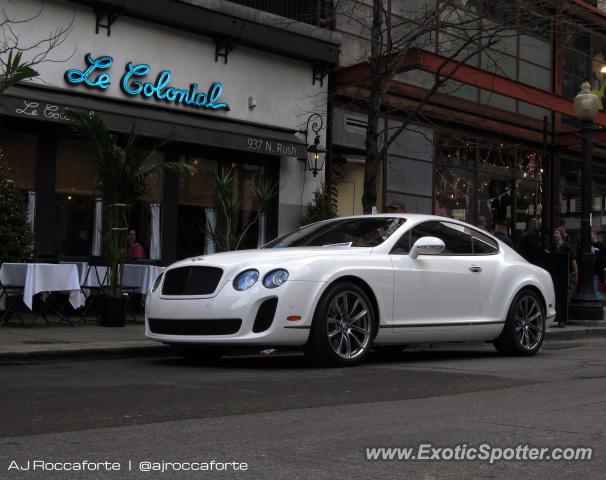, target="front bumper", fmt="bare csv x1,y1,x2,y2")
145,279,325,346
545,312,557,327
